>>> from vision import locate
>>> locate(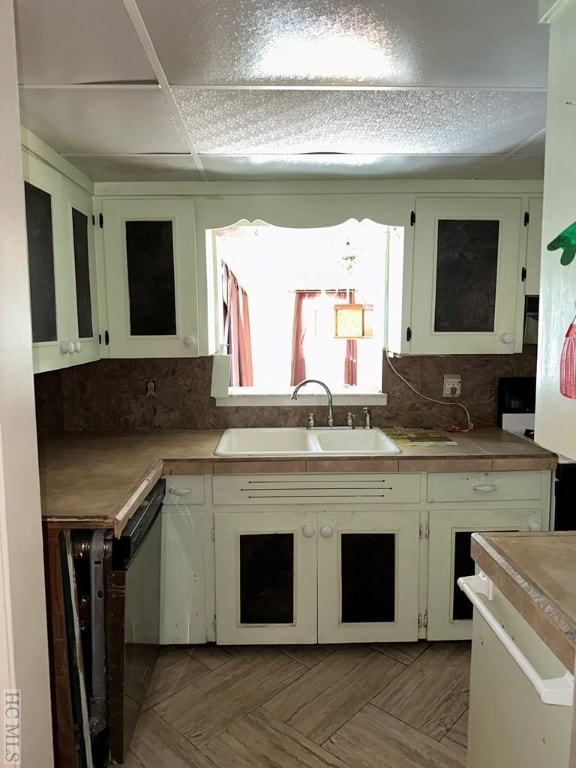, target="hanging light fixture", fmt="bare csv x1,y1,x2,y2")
334,239,373,339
